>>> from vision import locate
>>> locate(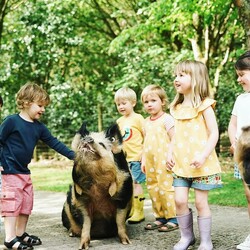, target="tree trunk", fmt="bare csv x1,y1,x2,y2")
97,92,103,132
234,0,250,49
0,0,8,44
